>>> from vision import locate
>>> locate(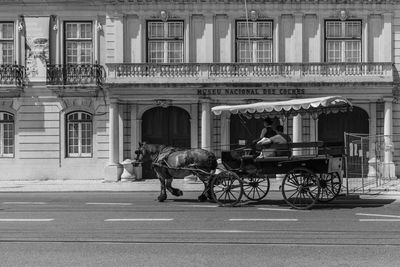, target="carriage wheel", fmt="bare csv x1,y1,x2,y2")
318,172,342,202
282,167,320,210
242,174,270,201
210,170,243,207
